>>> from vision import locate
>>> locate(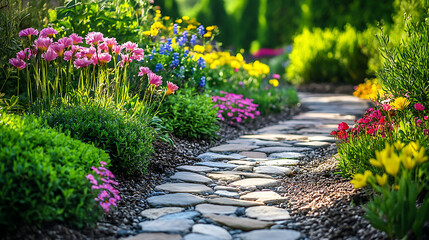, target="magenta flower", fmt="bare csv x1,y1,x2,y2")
50,42,65,57
100,161,107,166
16,48,32,60
166,81,179,95
81,46,96,59
119,54,131,67
73,58,93,69
382,104,391,111
272,73,280,79
131,48,144,61
9,58,26,70
41,48,58,61
39,27,58,38
414,103,425,111
69,33,83,45
35,37,52,52
58,37,73,49
425,116,428,121
19,27,39,38
64,50,73,61
148,72,162,86
85,32,104,45
98,52,112,64
98,42,109,53
100,202,111,212
86,174,98,185
122,41,138,52
104,37,117,49
112,45,123,55
138,66,152,76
